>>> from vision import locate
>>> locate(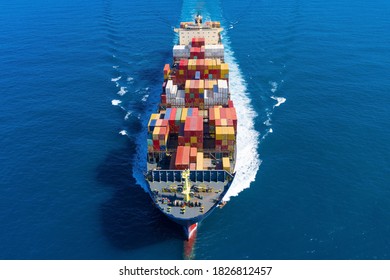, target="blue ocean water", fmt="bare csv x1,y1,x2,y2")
0,0,389,259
